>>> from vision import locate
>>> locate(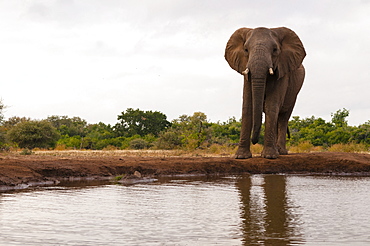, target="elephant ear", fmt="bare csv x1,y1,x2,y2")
272,27,306,80
225,28,252,75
